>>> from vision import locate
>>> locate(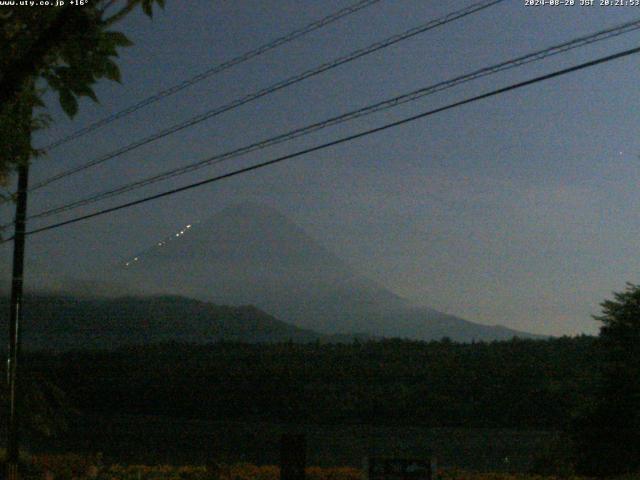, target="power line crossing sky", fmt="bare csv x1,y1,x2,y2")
2,0,640,336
